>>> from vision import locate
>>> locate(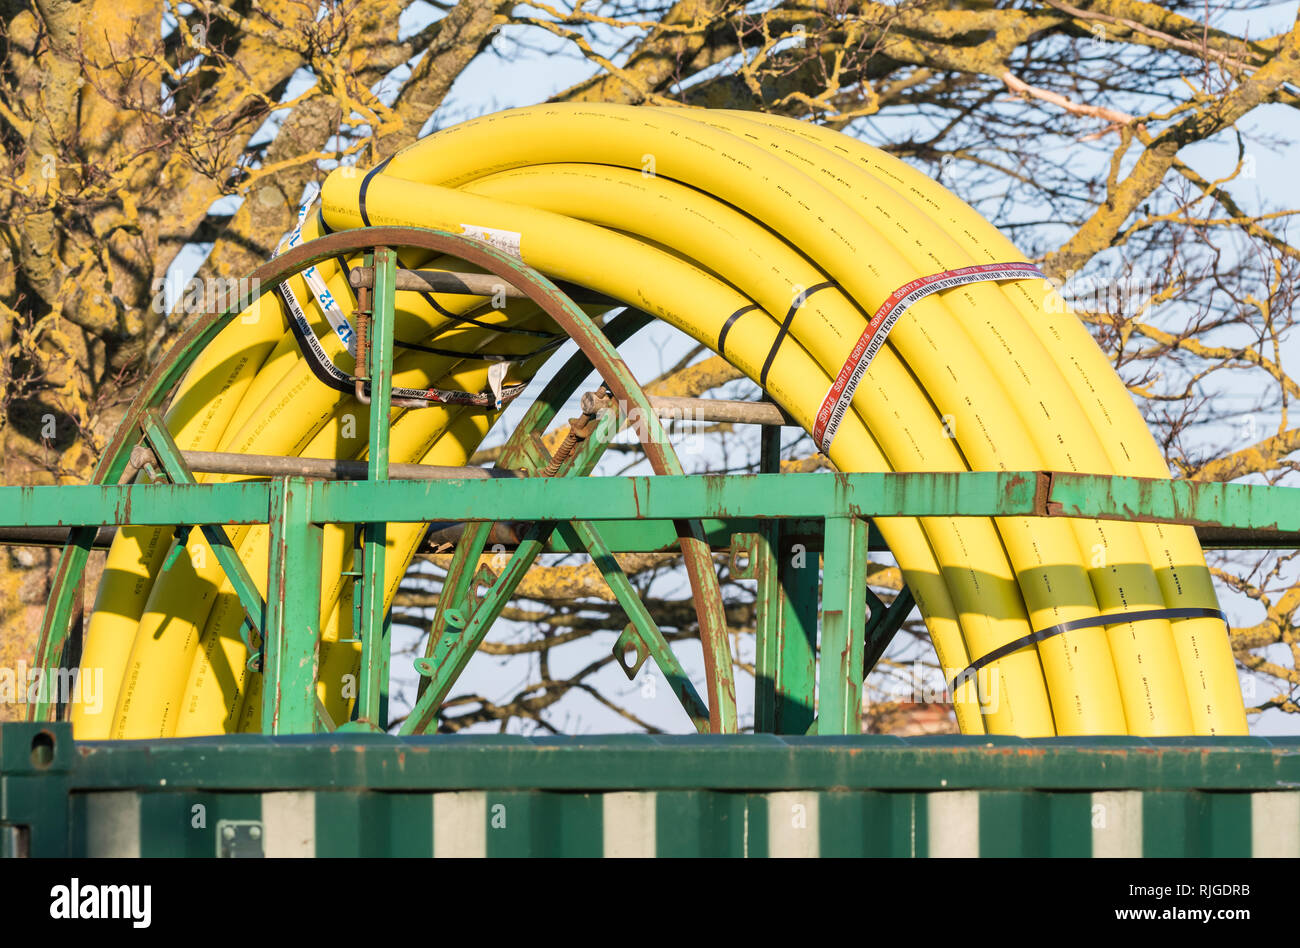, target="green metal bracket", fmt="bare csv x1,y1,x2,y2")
613,624,649,676
339,534,364,645
420,520,493,674
0,723,73,856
